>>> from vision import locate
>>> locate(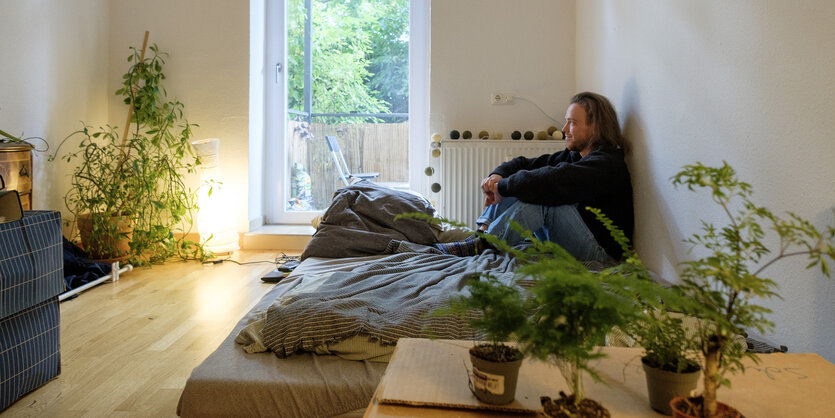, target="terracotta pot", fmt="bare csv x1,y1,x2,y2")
468,347,523,405
643,358,700,415
669,396,743,418
77,213,133,262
